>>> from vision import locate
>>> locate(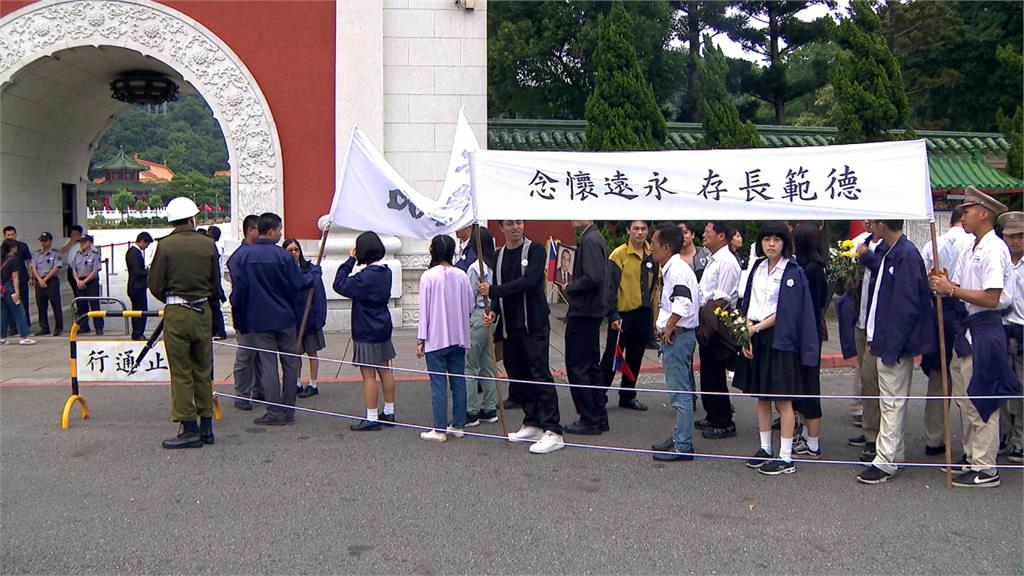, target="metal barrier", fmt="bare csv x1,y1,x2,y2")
62,309,222,430
70,296,130,335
